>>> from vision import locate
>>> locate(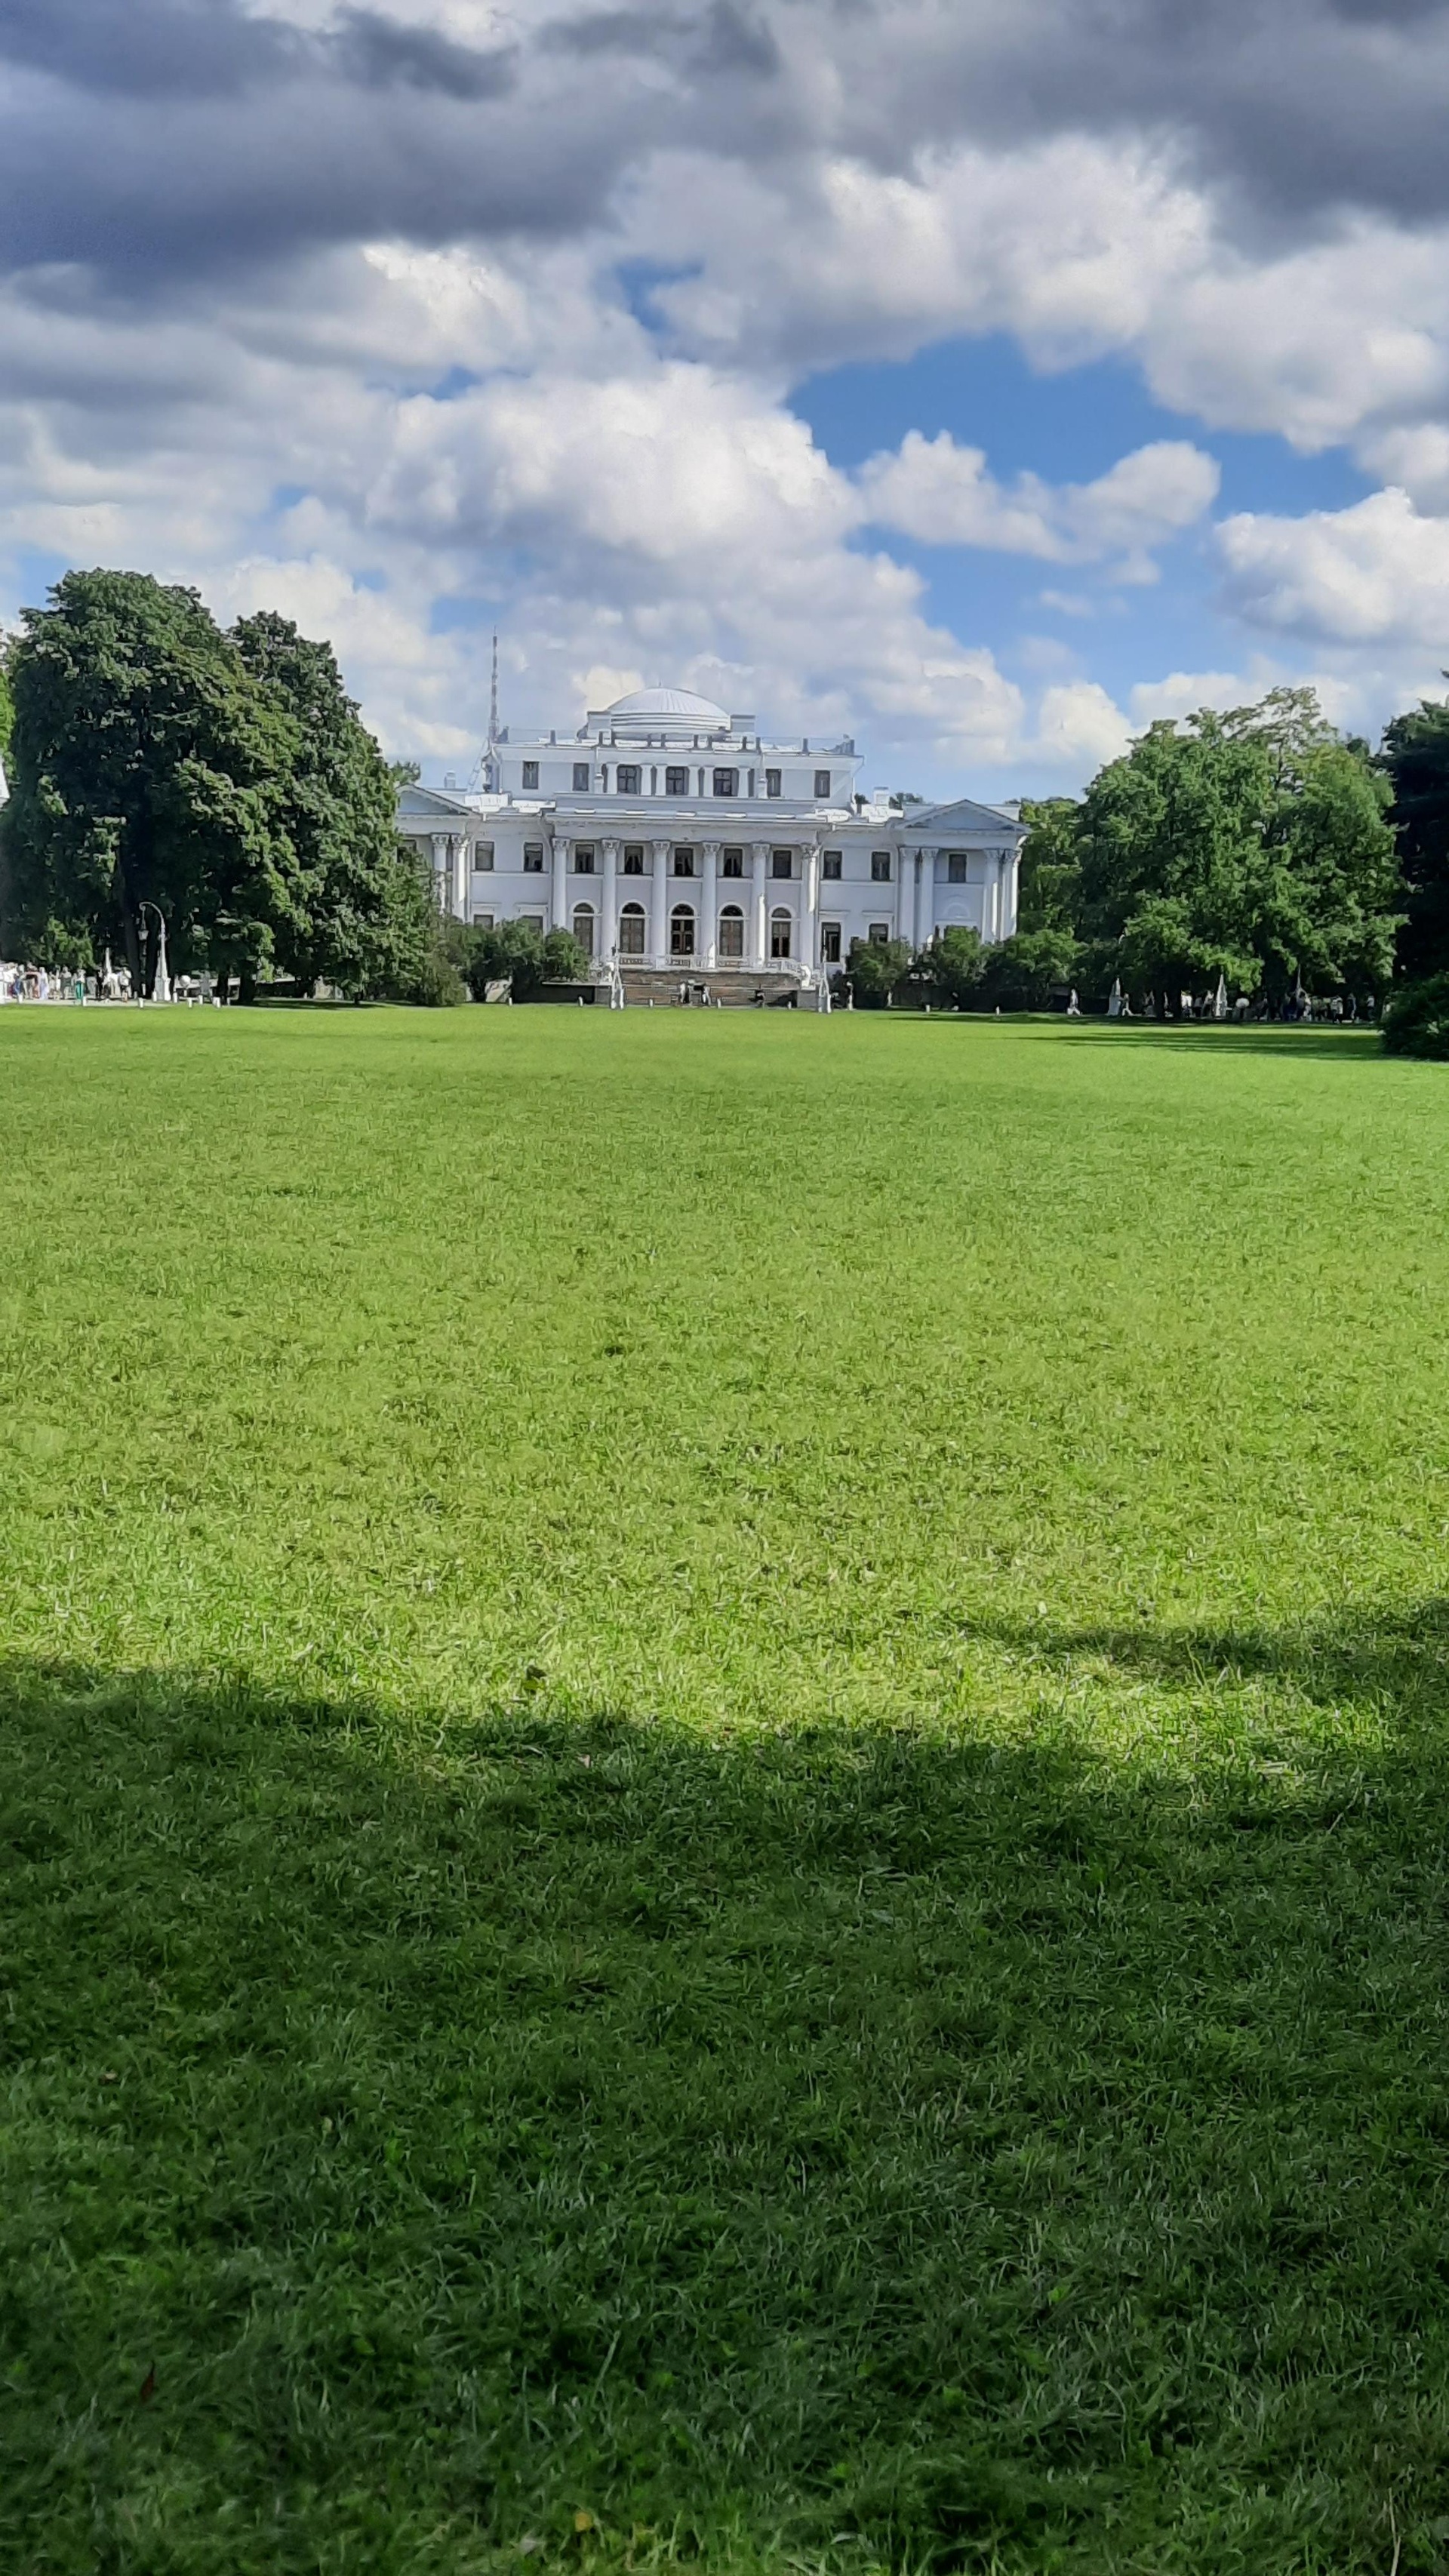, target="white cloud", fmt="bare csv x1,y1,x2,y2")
857,431,1217,577
1217,487,1449,645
